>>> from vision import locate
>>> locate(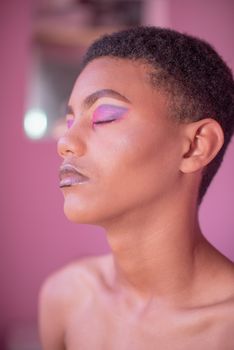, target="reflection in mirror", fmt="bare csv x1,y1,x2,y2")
24,0,143,141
